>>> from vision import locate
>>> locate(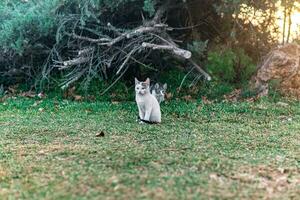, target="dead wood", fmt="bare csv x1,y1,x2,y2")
43,2,211,92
